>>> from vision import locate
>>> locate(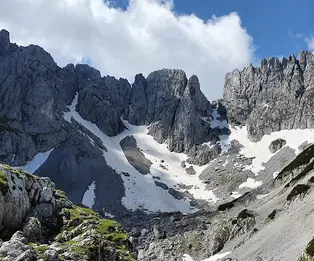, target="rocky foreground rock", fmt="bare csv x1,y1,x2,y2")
0,164,135,261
